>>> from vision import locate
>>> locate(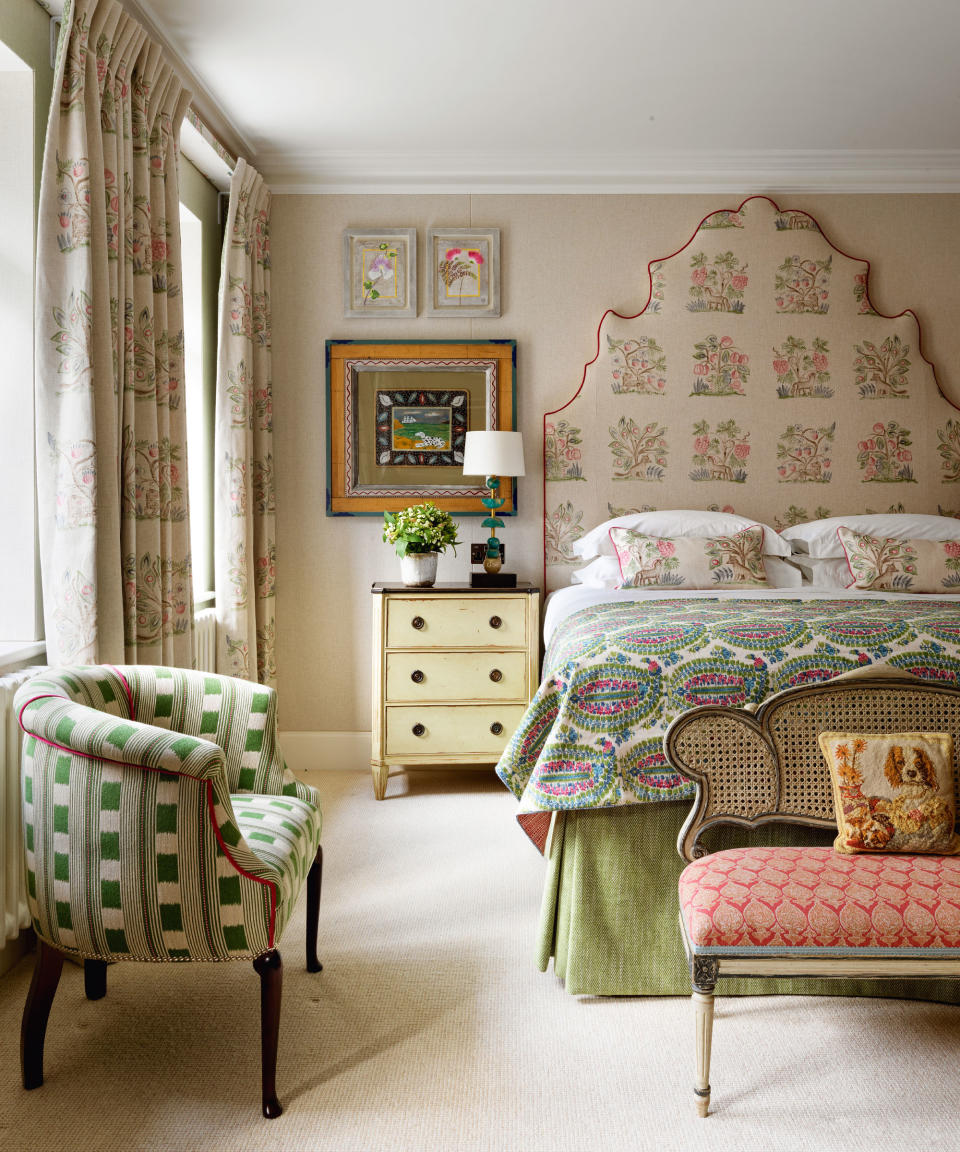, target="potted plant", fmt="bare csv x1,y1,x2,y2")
383,502,461,587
